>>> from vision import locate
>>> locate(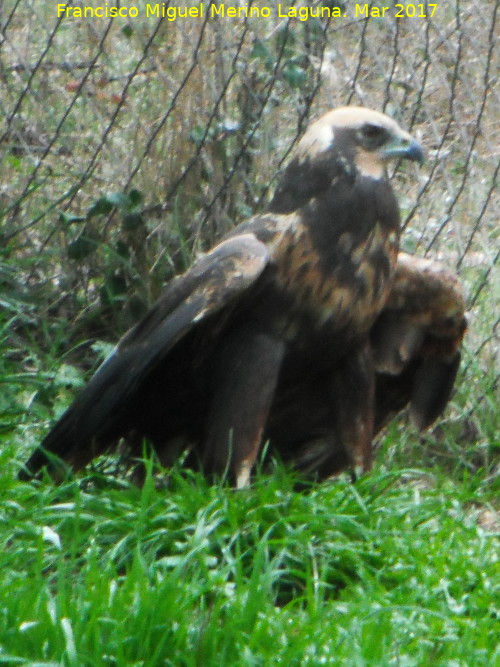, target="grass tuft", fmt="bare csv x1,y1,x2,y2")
1,459,498,665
